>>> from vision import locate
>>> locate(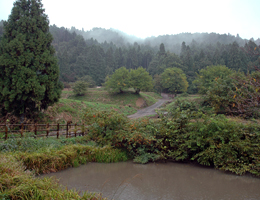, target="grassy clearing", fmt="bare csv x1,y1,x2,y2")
43,98,136,124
